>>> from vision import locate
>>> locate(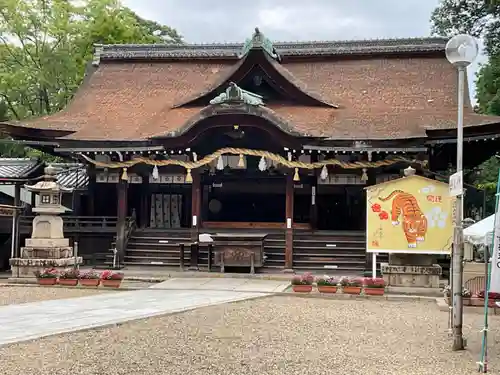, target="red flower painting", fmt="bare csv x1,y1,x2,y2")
371,203,381,213
379,211,389,220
